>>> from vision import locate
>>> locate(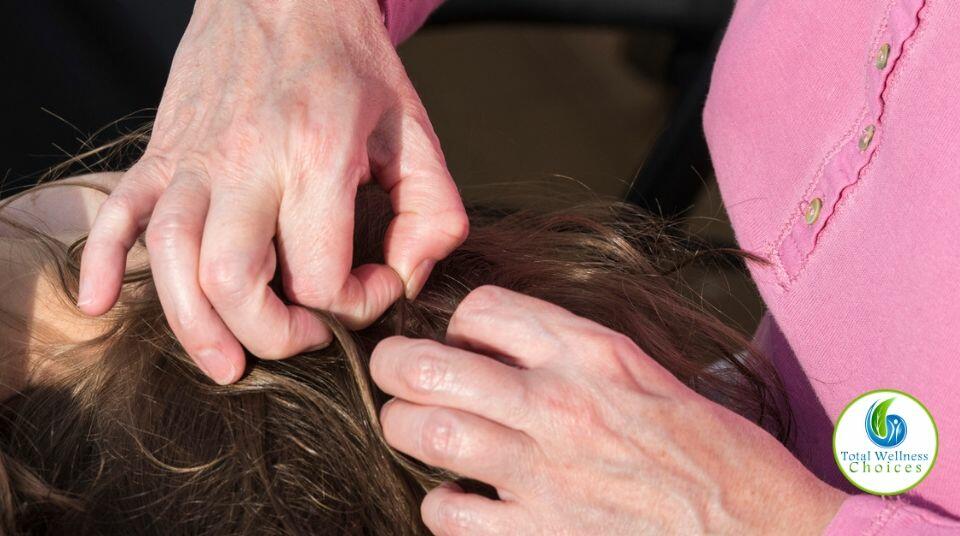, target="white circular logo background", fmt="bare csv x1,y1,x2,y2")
834,390,938,495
